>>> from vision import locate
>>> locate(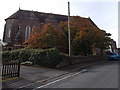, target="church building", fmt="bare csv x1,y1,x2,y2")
2,9,98,50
